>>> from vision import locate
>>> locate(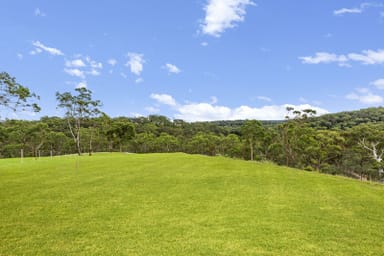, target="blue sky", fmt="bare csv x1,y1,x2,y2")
1,0,383,121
